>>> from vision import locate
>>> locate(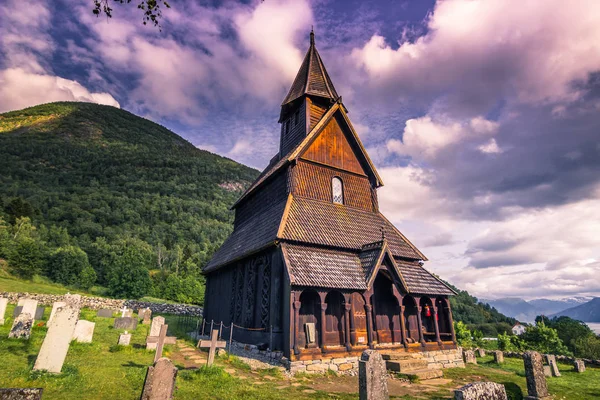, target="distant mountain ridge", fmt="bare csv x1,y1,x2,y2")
550,298,600,322
482,296,593,322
